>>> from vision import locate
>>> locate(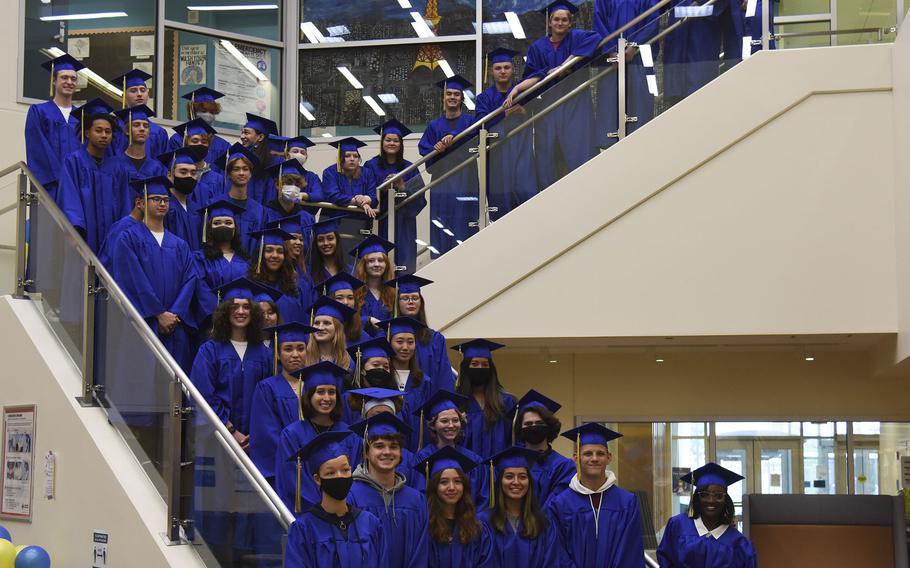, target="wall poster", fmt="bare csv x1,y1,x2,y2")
1,405,37,521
